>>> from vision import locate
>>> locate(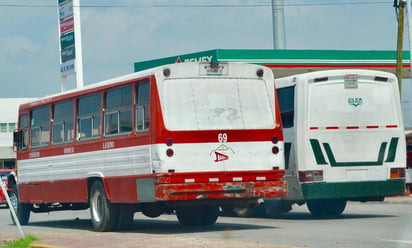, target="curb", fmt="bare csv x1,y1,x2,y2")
30,243,63,248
